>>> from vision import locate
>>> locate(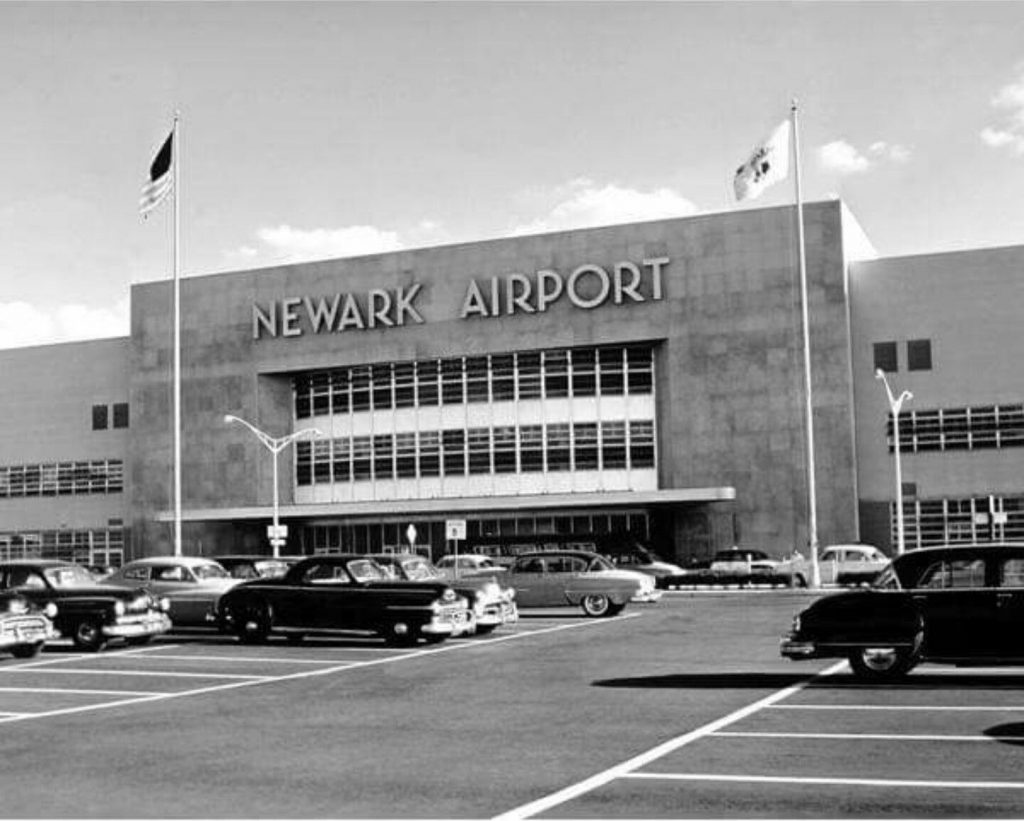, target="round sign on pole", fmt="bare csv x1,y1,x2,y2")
406,524,417,546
